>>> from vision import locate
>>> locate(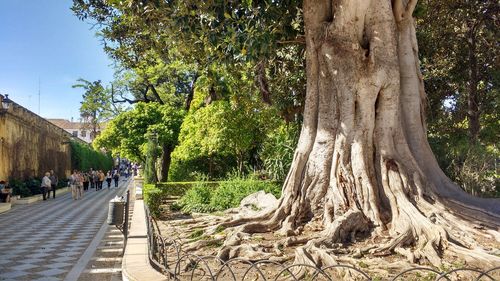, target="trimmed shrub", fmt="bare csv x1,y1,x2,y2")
177,179,281,214
70,141,113,172
9,178,32,198
155,181,218,196
209,179,281,211
143,180,282,216
178,183,218,213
